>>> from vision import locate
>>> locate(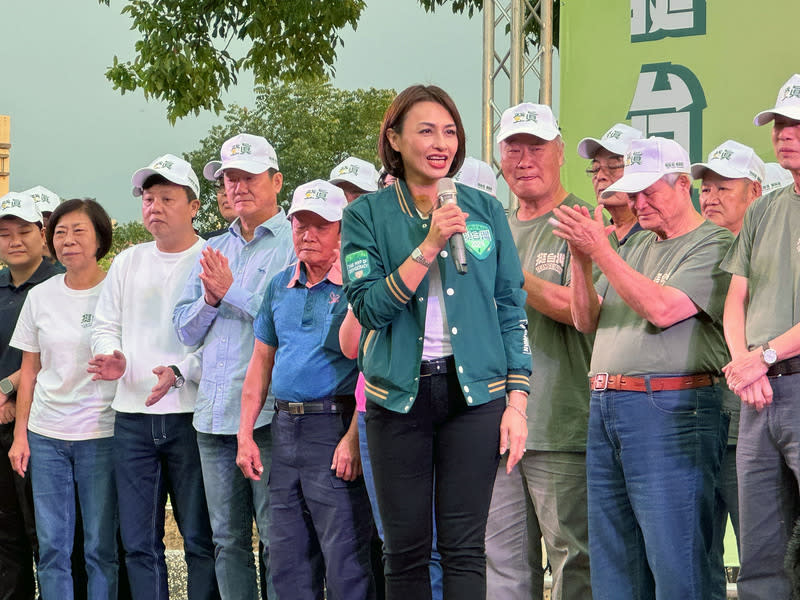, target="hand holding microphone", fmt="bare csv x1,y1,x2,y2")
436,178,468,274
